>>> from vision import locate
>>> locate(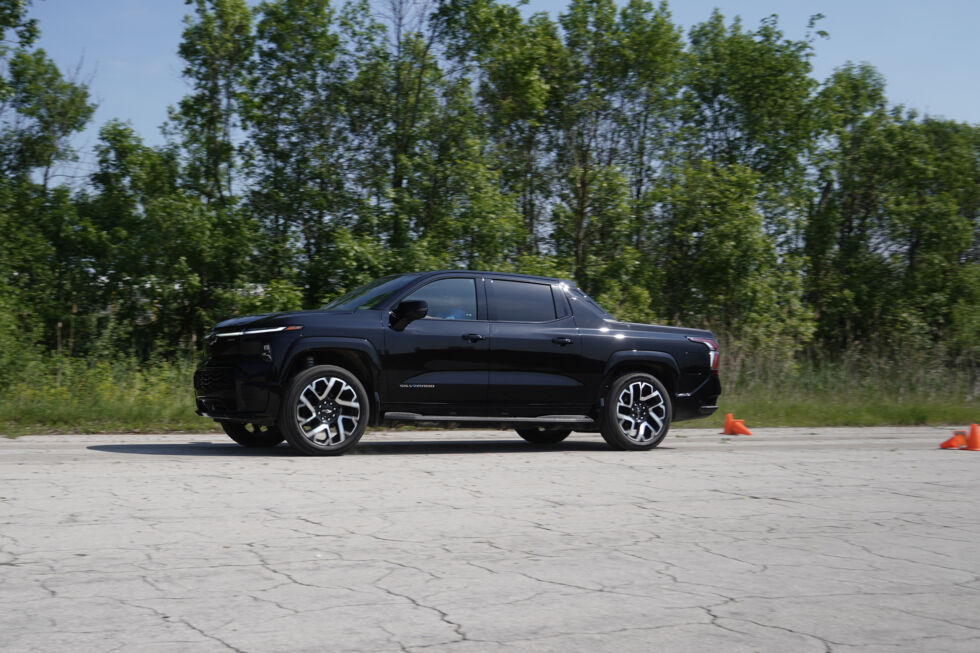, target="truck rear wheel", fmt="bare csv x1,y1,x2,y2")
600,372,671,450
